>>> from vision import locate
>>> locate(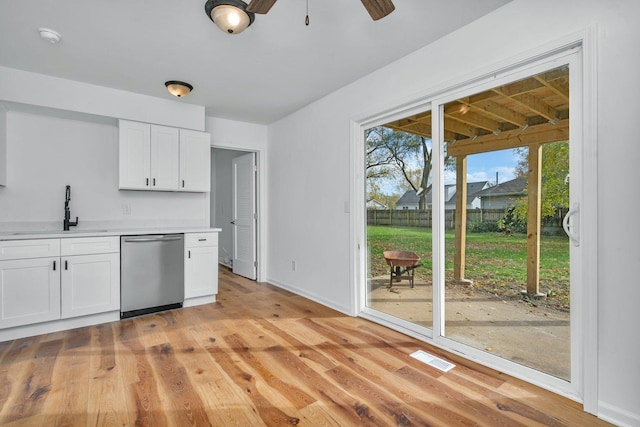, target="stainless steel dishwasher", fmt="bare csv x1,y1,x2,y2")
120,234,184,319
